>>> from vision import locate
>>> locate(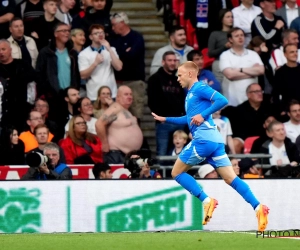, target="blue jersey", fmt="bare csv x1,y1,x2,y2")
166,81,228,143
